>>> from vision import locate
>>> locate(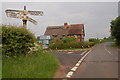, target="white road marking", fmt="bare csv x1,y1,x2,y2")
78,60,82,63
75,63,80,66
71,66,78,71
81,50,87,55
66,74,71,78
104,44,113,55
67,52,73,54
66,50,92,78
80,58,83,61
66,71,74,78
105,49,113,55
